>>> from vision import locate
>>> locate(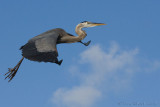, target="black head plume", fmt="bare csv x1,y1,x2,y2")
81,21,88,23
